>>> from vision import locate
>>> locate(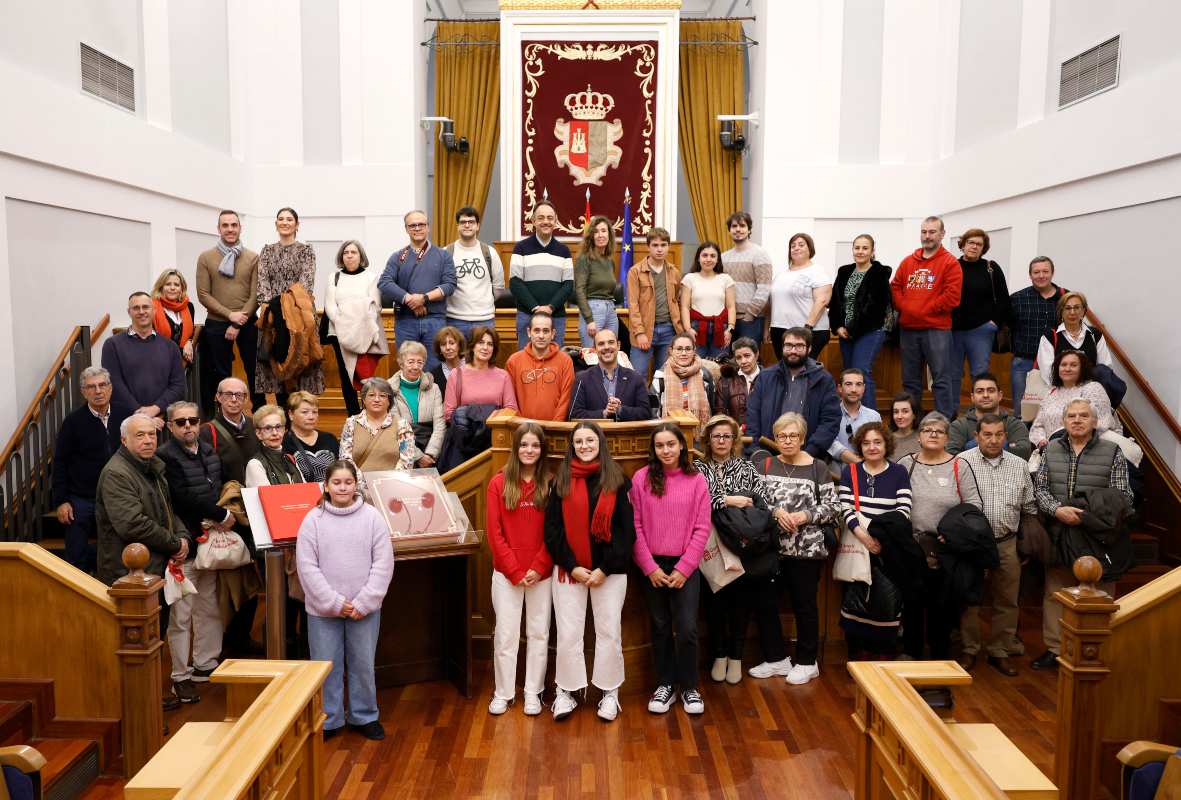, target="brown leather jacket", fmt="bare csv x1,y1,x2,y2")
627,257,685,340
